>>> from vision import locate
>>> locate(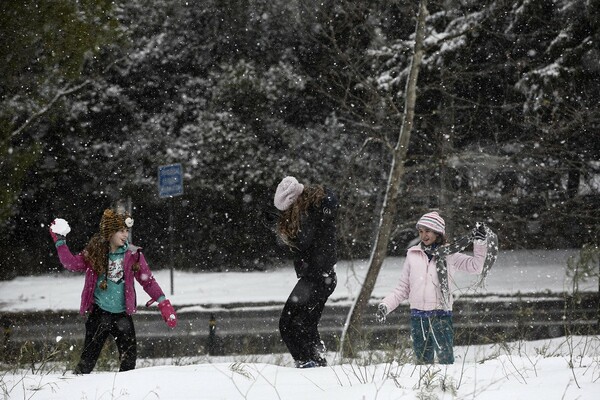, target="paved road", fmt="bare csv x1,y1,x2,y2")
2,294,597,358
